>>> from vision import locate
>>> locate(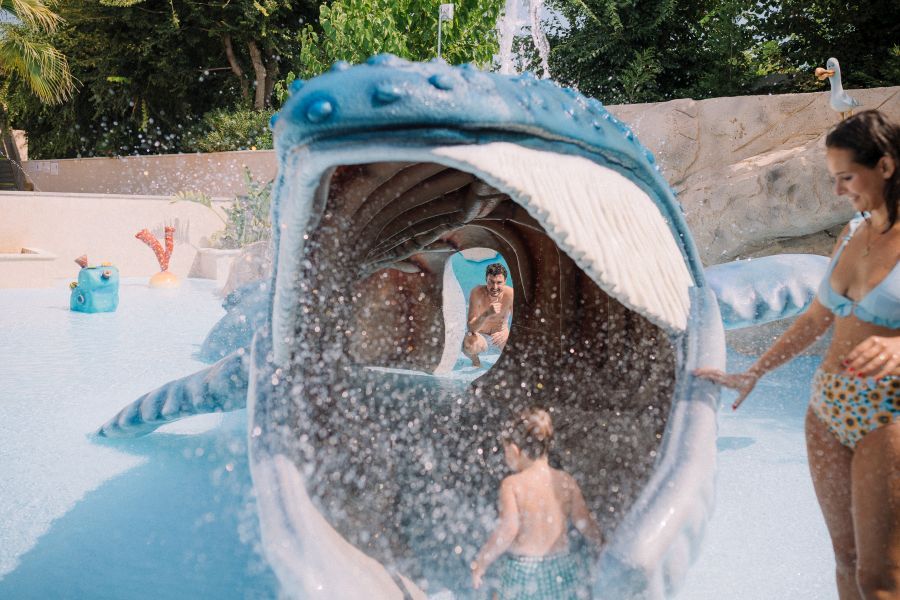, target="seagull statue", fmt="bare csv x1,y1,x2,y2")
815,57,860,119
